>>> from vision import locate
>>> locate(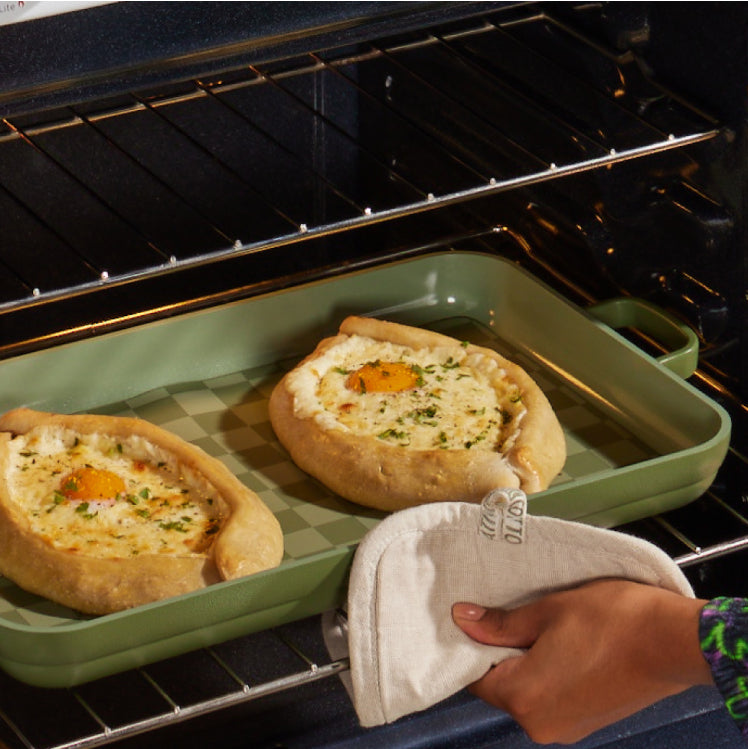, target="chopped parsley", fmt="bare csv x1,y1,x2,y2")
465,431,488,449
377,428,410,445
63,477,79,493
407,405,439,426
75,502,97,520
159,520,189,533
